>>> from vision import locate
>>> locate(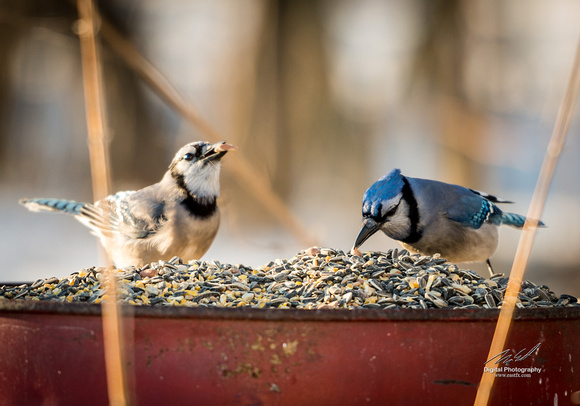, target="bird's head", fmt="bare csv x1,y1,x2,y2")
169,141,237,198
353,168,408,250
